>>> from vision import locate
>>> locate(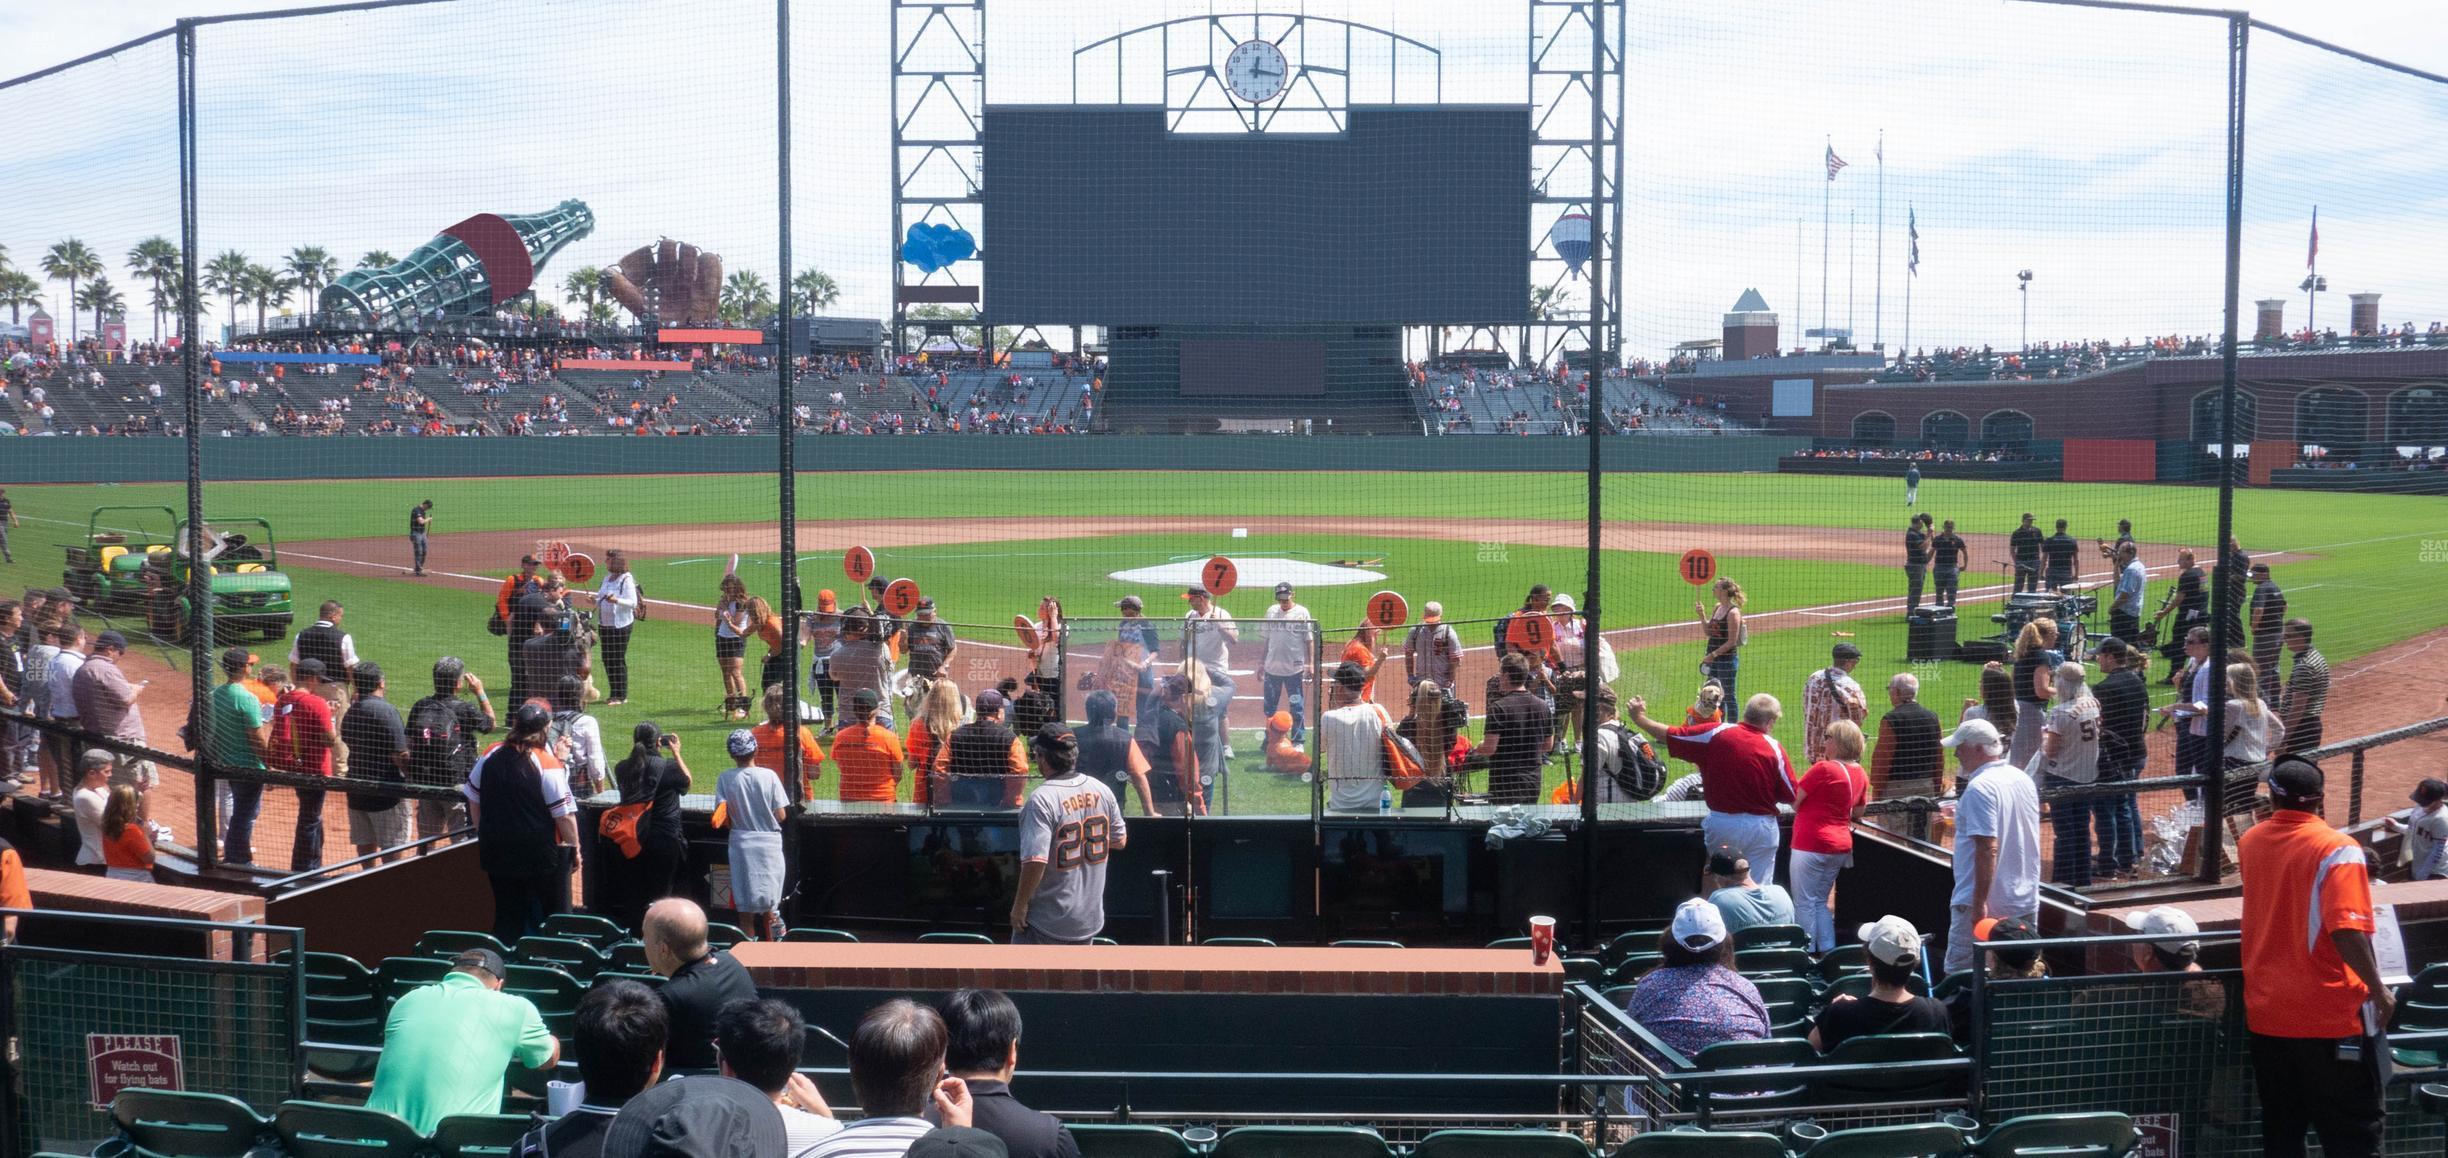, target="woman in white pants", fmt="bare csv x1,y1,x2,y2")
1788,720,1869,954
